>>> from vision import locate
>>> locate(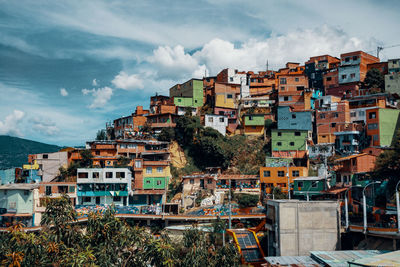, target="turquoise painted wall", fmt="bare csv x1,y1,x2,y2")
0,189,33,214
0,169,15,185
